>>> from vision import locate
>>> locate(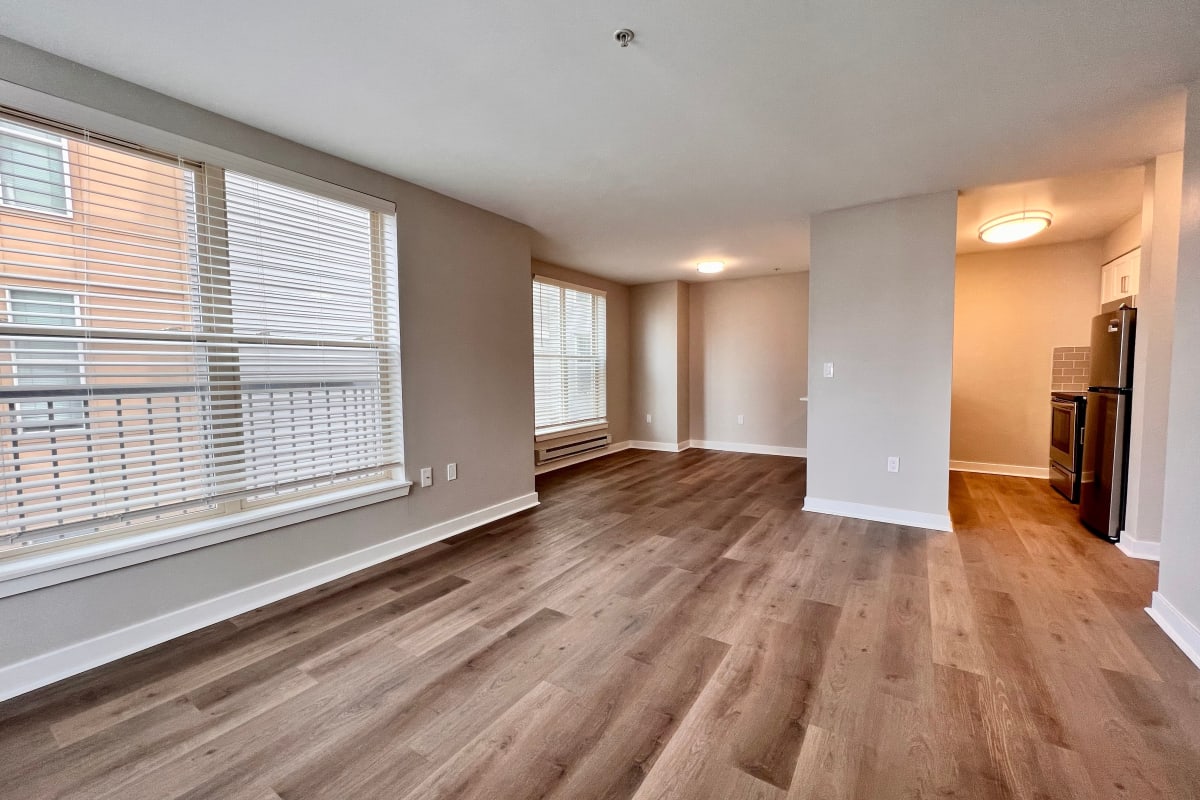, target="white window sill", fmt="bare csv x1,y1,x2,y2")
0,479,412,599
534,420,609,442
